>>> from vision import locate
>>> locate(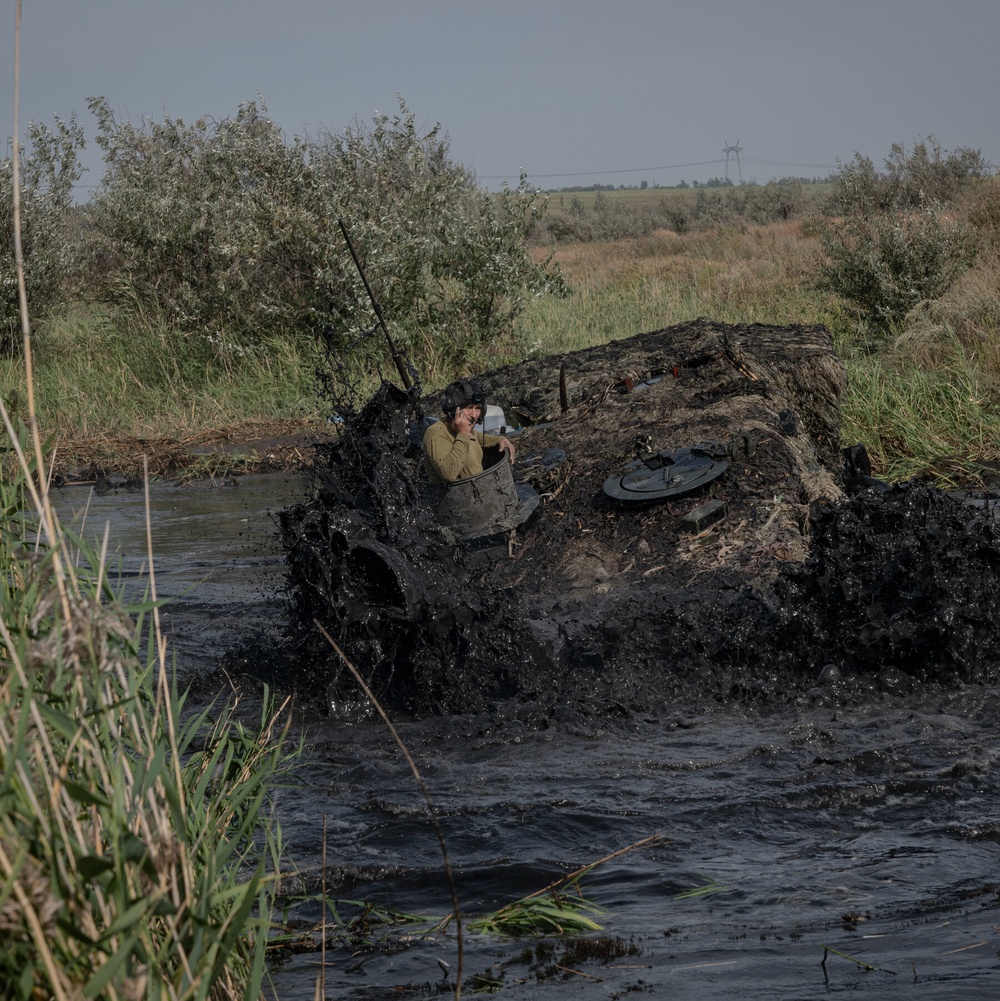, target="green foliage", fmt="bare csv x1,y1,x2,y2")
83,95,562,365
591,190,655,240
0,444,296,1000
727,179,805,224
964,178,1000,247
85,96,318,342
0,116,85,352
818,202,977,334
467,882,605,936
839,329,1000,484
817,137,984,333
830,136,989,215
281,880,605,956
0,303,327,451
0,423,35,602
673,876,730,900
